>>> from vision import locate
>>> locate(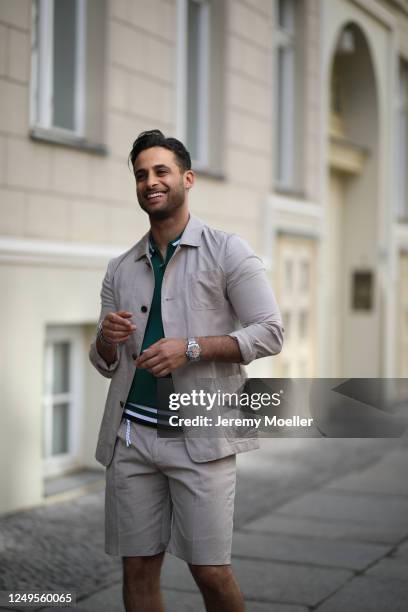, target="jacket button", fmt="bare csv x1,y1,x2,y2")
141,305,148,313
